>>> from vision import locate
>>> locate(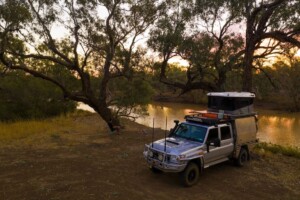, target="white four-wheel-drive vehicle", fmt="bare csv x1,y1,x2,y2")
143,92,258,186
